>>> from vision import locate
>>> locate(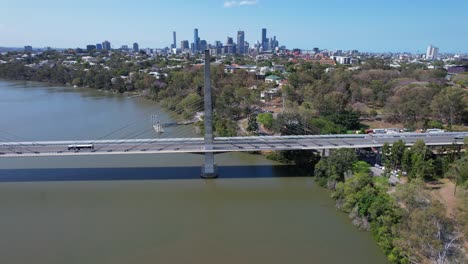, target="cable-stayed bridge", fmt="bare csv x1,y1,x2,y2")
1,133,465,156
1,50,466,178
